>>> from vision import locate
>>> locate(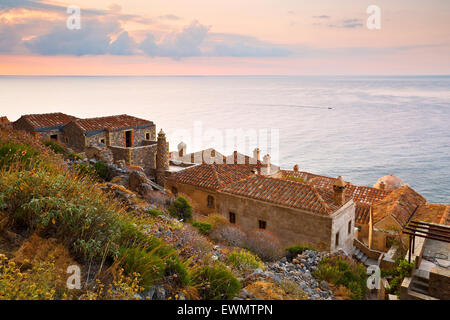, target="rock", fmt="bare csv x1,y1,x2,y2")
129,170,149,192
154,285,166,300
143,287,156,300
320,281,330,291
240,289,250,298
233,297,243,300
292,258,300,264
280,257,287,263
